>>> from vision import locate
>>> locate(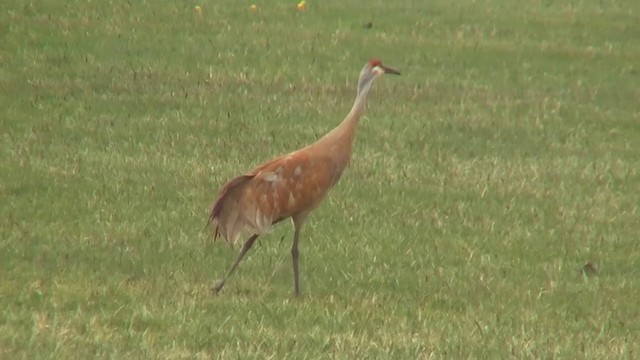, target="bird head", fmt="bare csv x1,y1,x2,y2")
357,59,400,96
368,59,401,76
